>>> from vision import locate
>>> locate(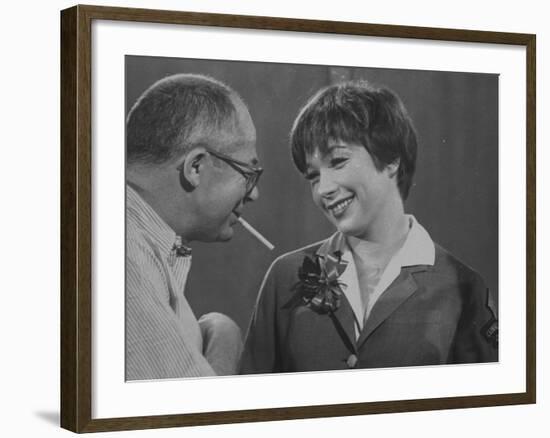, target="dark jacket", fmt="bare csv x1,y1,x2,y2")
240,237,498,374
